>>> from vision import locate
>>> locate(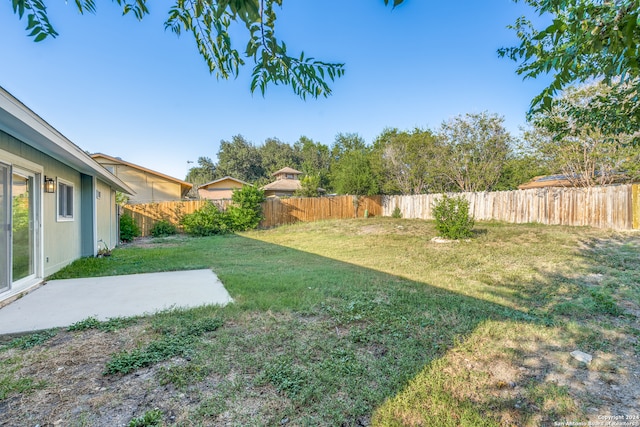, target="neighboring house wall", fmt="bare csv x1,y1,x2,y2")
93,155,191,204
116,165,181,203
198,178,246,200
